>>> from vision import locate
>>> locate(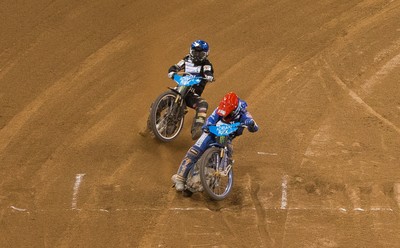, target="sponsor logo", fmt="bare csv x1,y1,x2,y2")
185,64,201,73
217,109,226,116
195,133,207,146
